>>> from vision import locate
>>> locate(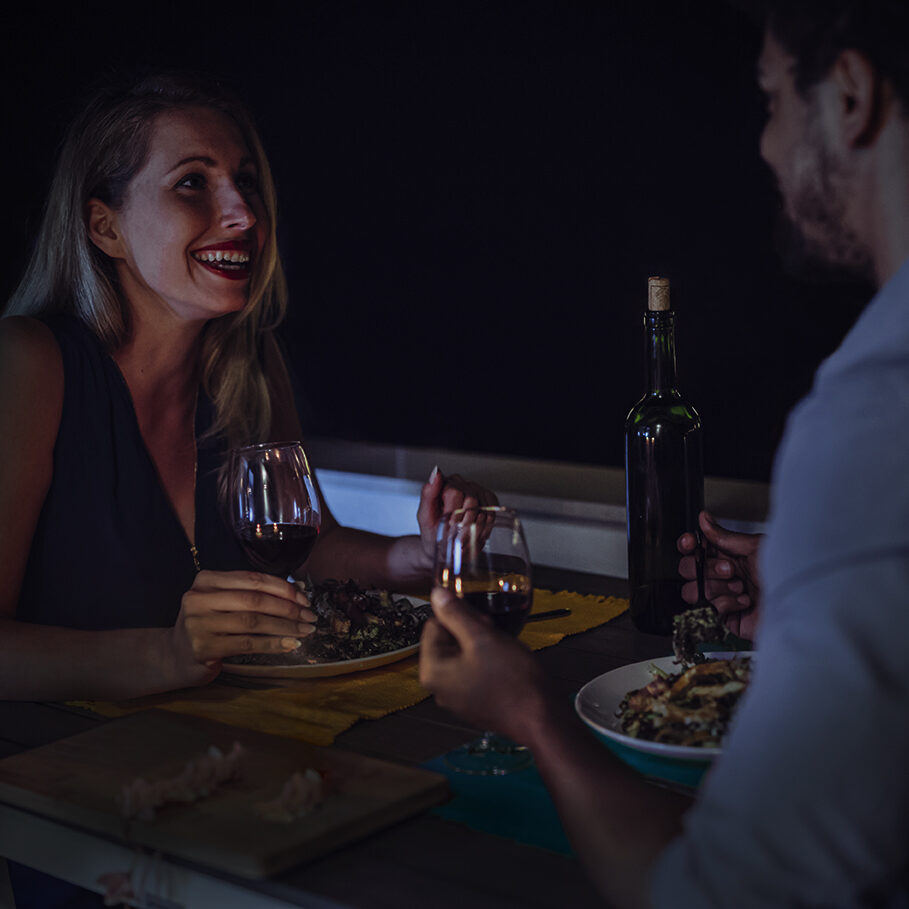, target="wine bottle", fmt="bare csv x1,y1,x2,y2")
624,276,703,634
